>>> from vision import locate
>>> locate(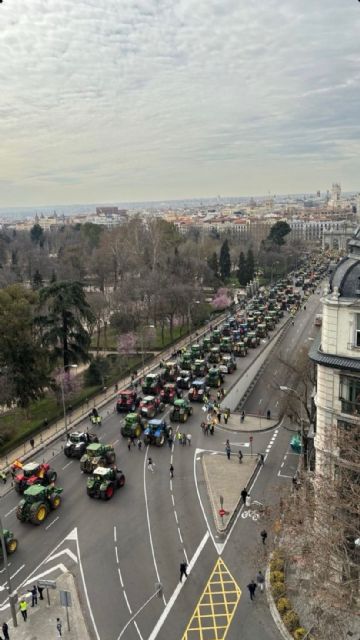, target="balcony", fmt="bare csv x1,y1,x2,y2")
340,399,360,416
